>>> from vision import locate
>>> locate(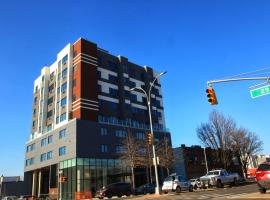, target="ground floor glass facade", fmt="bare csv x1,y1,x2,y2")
59,157,132,200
